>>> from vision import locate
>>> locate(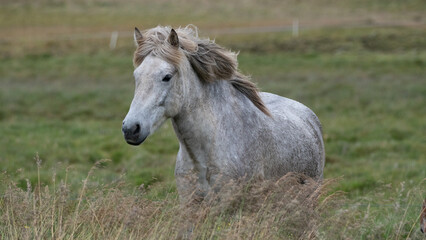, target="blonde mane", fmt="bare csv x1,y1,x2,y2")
133,26,270,116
